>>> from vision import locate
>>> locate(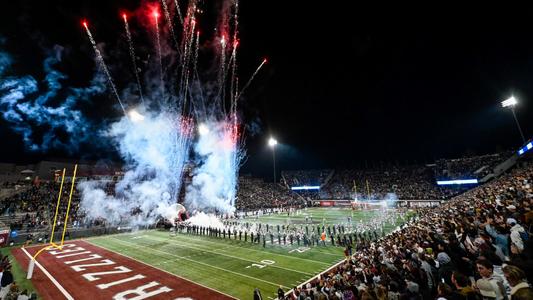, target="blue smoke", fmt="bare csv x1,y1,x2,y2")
0,41,105,152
